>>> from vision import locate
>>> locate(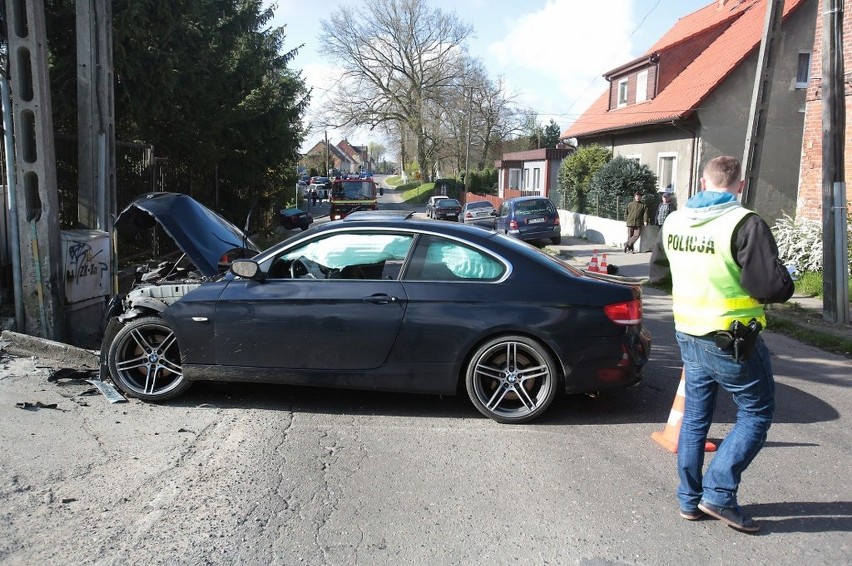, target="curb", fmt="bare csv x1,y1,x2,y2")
1,330,100,369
